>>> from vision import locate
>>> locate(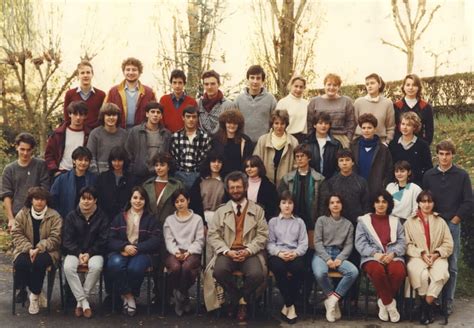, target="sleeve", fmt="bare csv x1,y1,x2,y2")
423,104,434,145
49,175,62,211
266,219,279,256
345,99,356,140
136,217,161,254
86,130,99,174
0,166,14,200
124,131,136,167
245,207,269,255
306,99,315,131
188,217,205,255
207,210,231,255
63,91,71,122
405,222,424,258
163,218,180,254
252,136,264,159
62,213,81,256
434,221,454,258
270,95,277,112
277,177,289,195
337,222,354,261
420,142,433,177
314,217,331,261
44,133,60,174
385,102,396,143
456,173,473,221
318,180,330,218
107,215,128,252
169,134,179,162
354,221,379,257
36,214,62,253
383,148,394,187
38,160,50,190
294,220,309,256
88,213,109,256
388,221,406,257
11,211,33,253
